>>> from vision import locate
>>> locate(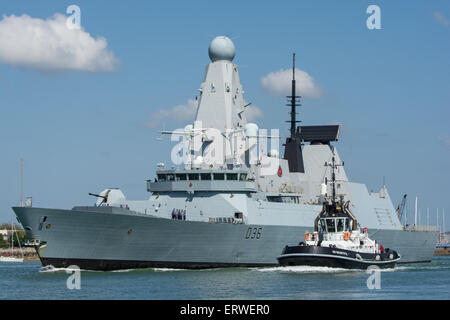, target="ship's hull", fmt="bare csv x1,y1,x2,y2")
13,207,438,271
